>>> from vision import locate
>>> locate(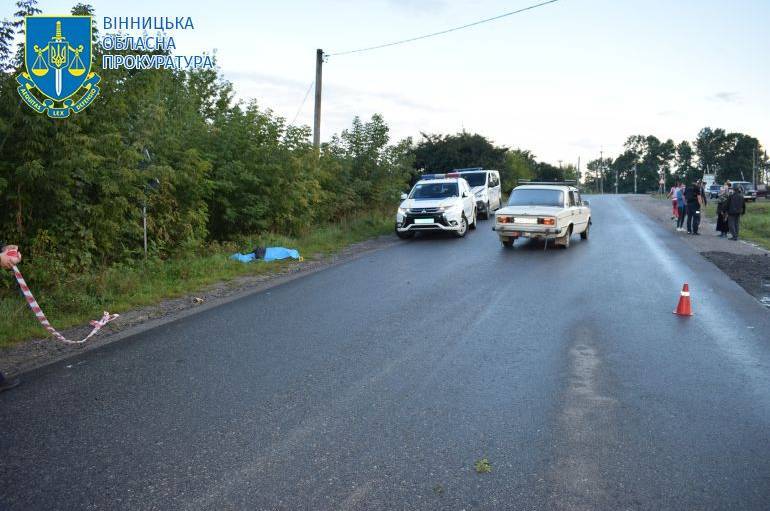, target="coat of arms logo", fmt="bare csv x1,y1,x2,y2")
17,16,101,118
